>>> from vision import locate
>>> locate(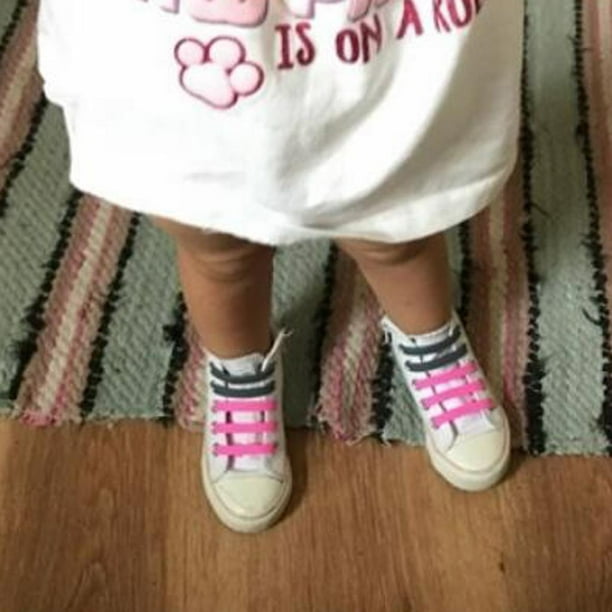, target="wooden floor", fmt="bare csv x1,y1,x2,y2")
0,422,611,612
